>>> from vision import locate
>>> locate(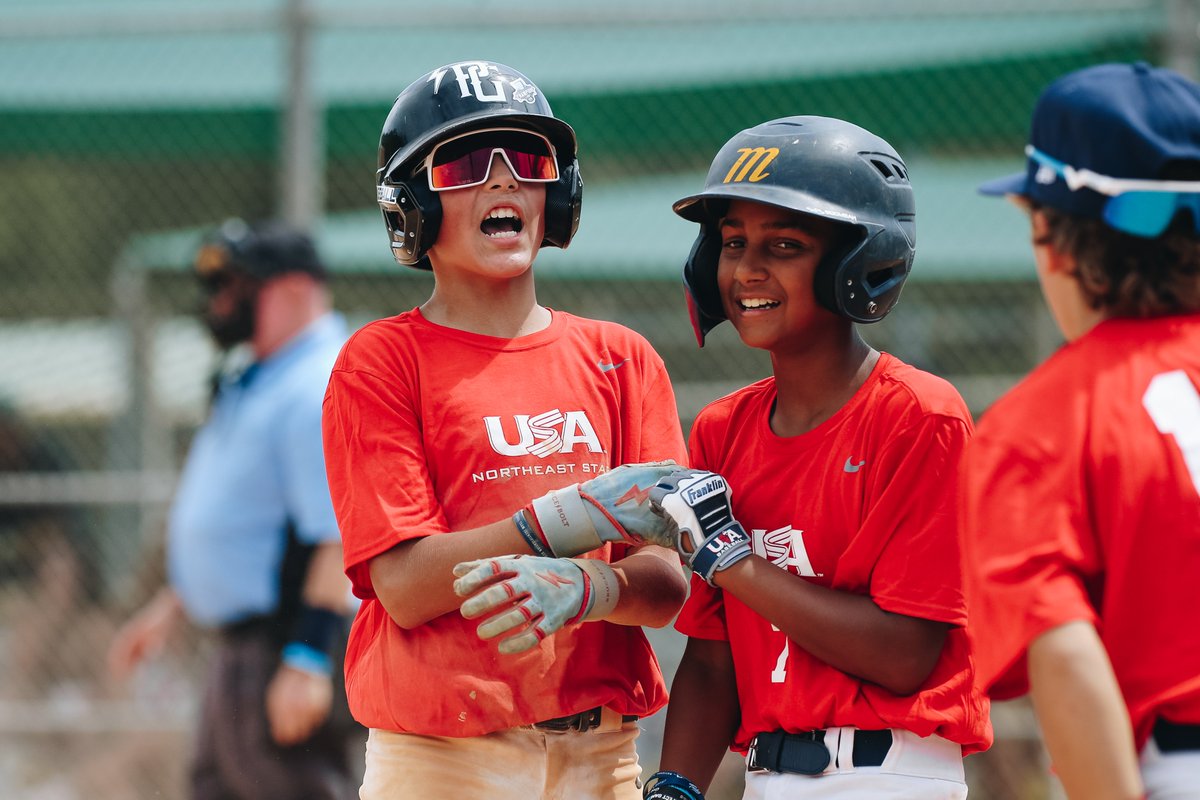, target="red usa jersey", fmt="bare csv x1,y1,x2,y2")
961,314,1200,749
322,308,686,735
675,353,992,754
